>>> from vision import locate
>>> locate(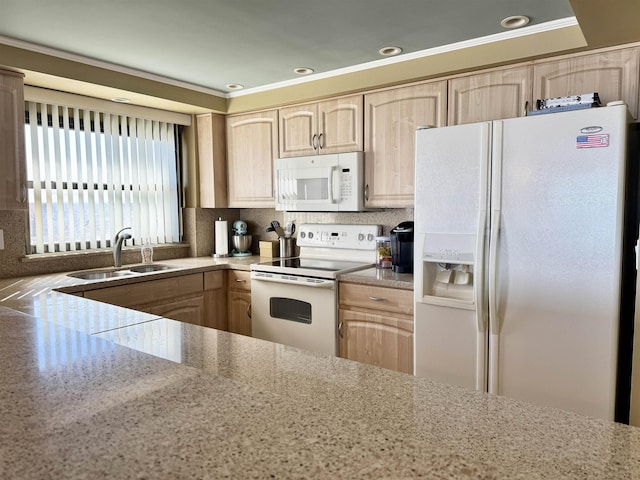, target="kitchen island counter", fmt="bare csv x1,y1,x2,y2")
3,305,640,478
2,259,640,478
